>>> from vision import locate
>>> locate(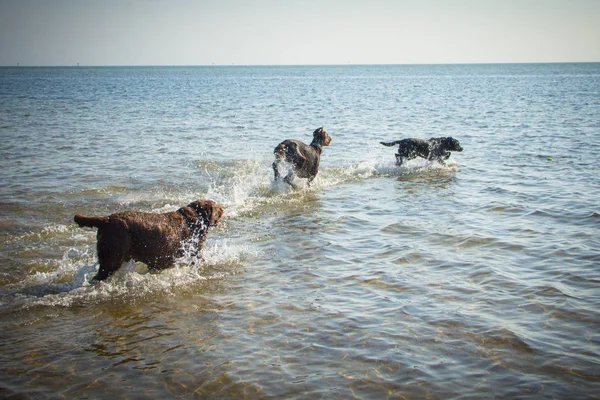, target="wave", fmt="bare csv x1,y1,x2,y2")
1,223,74,244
